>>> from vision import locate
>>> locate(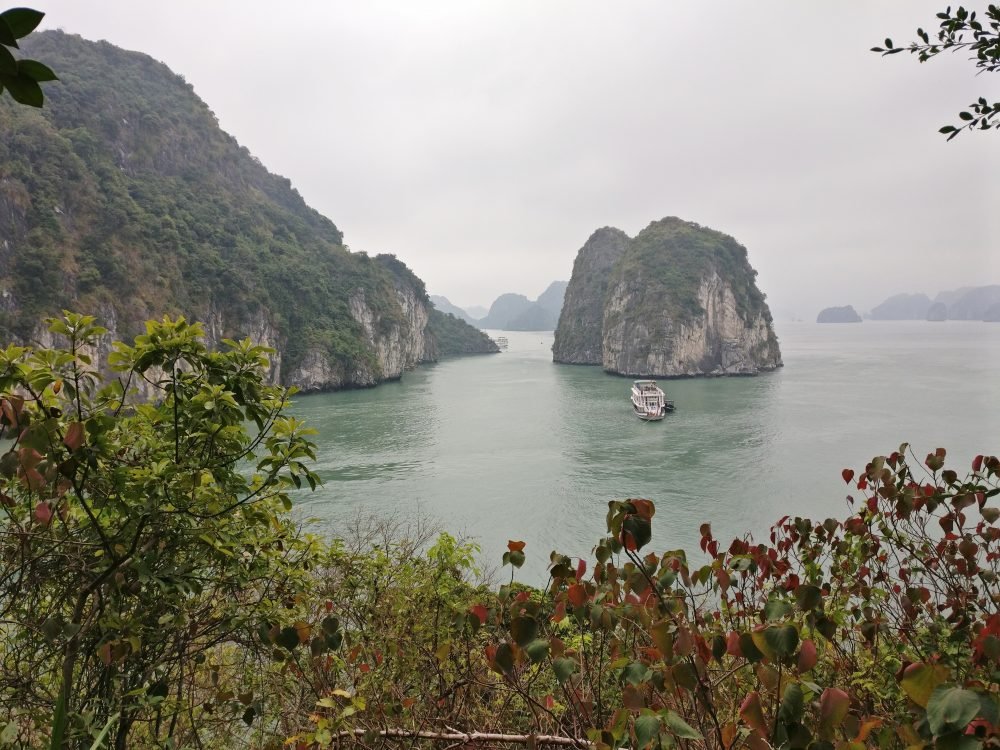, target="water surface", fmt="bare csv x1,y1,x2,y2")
290,322,1000,581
